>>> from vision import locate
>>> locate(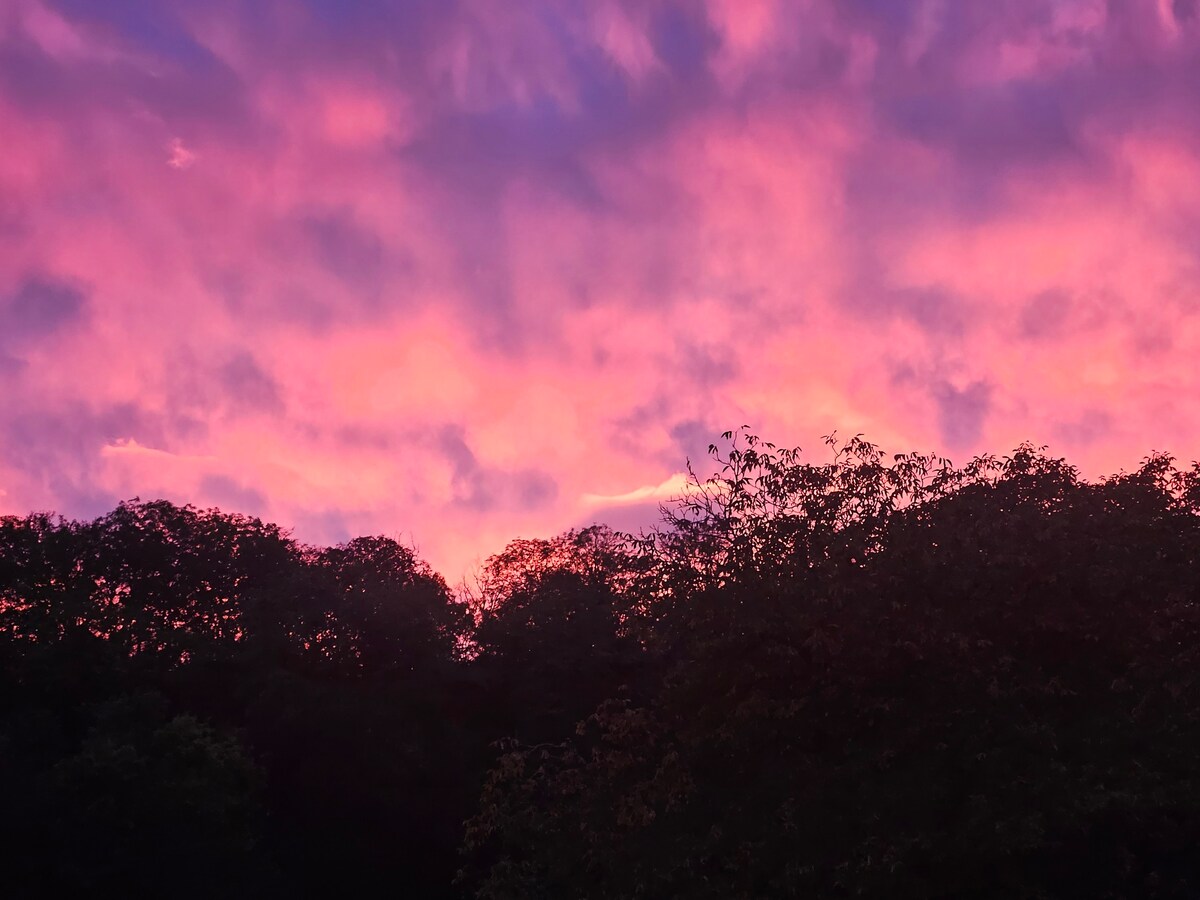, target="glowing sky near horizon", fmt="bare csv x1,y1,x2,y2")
3,0,1200,579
